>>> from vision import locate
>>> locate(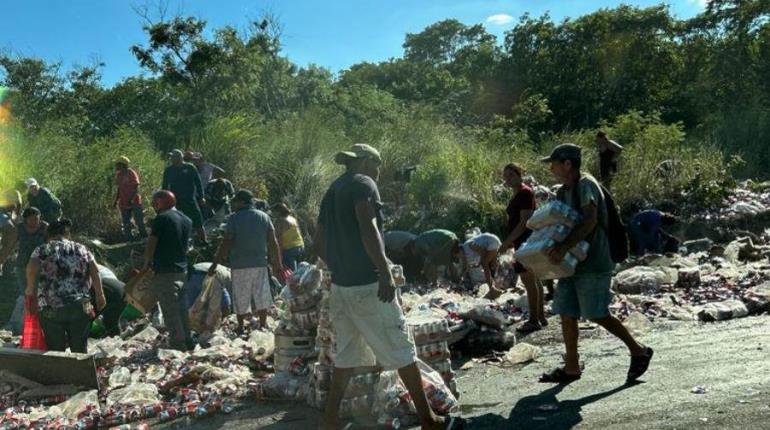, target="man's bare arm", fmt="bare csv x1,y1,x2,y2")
354,201,389,274
314,223,327,264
